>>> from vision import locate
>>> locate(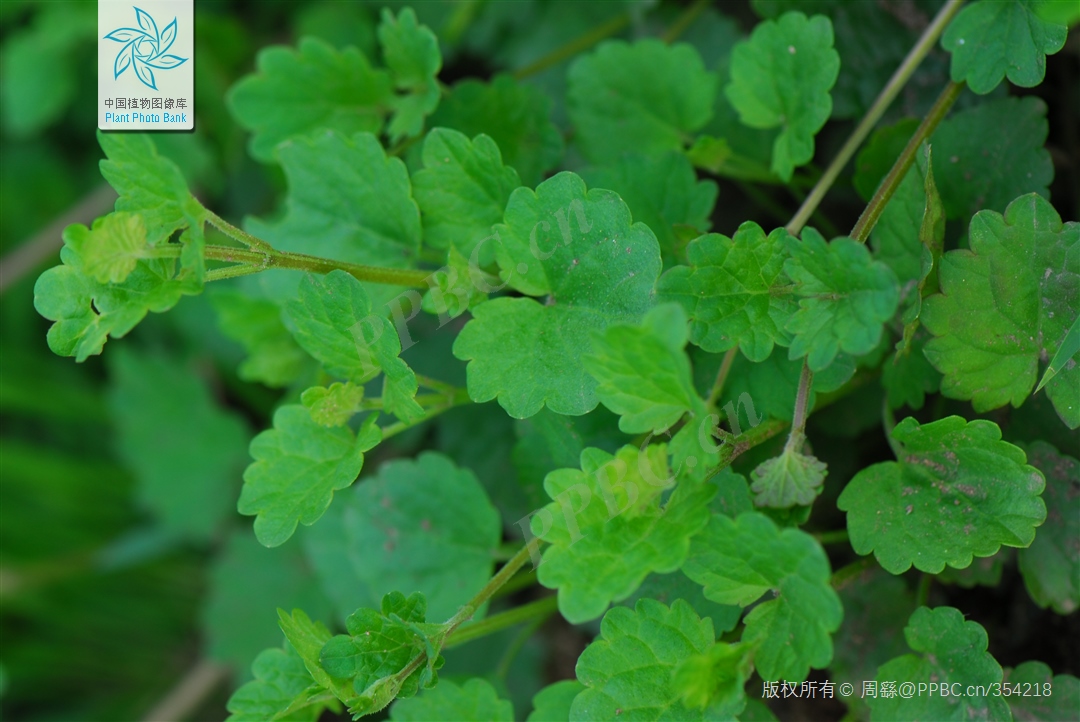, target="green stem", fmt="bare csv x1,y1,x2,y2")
850,80,964,242
494,569,538,599
831,557,875,587
495,613,549,680
380,391,470,440
786,0,966,236
204,245,432,287
443,596,558,650
662,0,709,43
513,13,630,79
707,348,738,409
915,572,932,608
204,208,272,251
815,529,850,546
785,361,814,453
445,543,537,633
